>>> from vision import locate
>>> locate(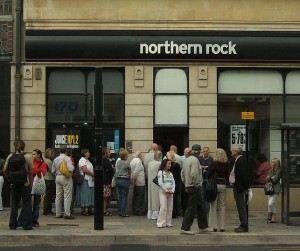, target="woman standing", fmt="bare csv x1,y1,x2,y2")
103,148,114,216
43,148,55,216
31,149,47,227
157,159,175,228
115,149,131,217
147,151,162,220
207,148,229,232
267,158,282,223
76,149,94,216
